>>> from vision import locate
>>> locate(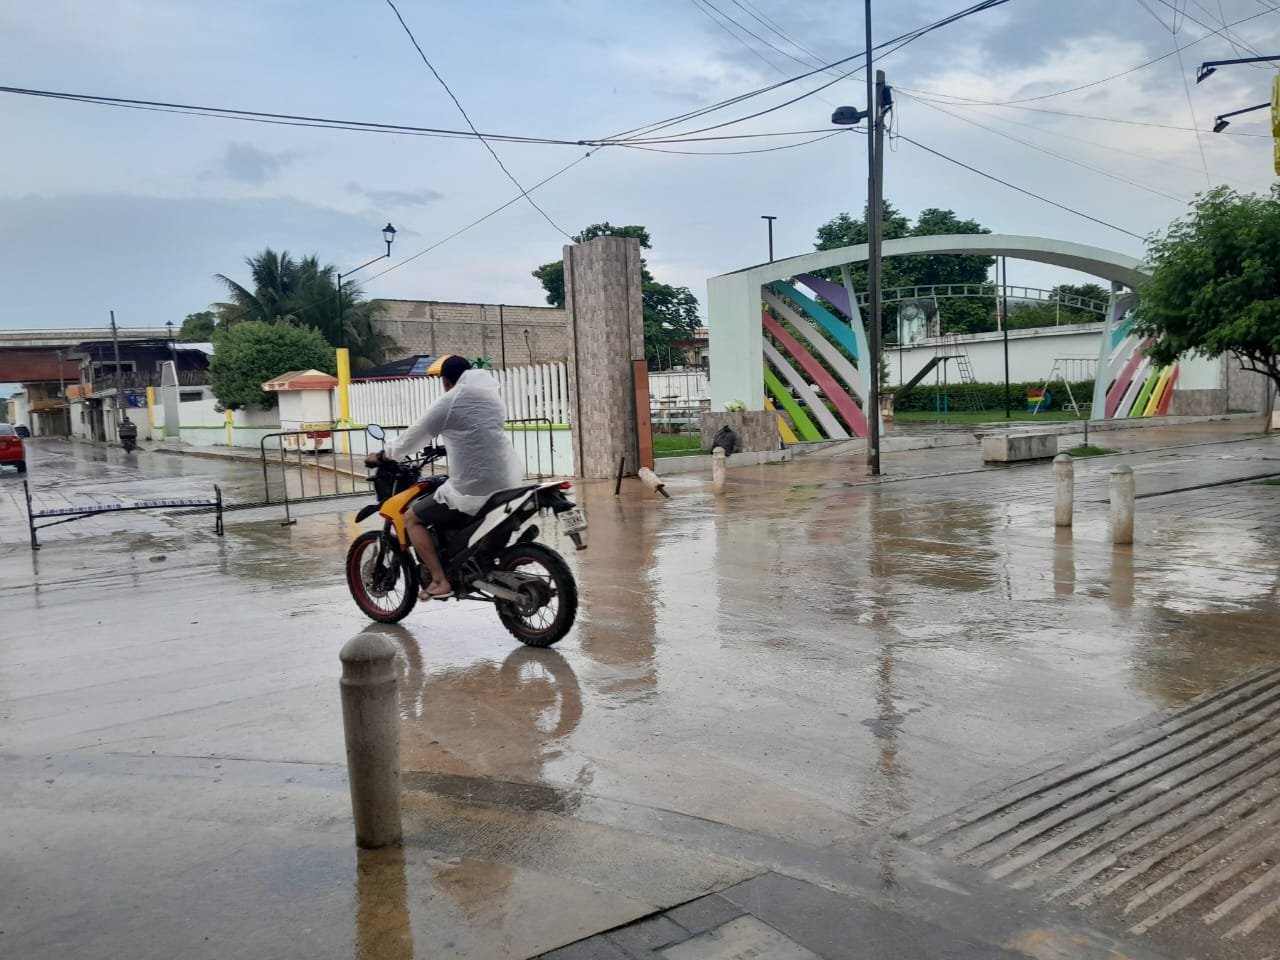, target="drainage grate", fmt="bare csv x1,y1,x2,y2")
908,668,1280,948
